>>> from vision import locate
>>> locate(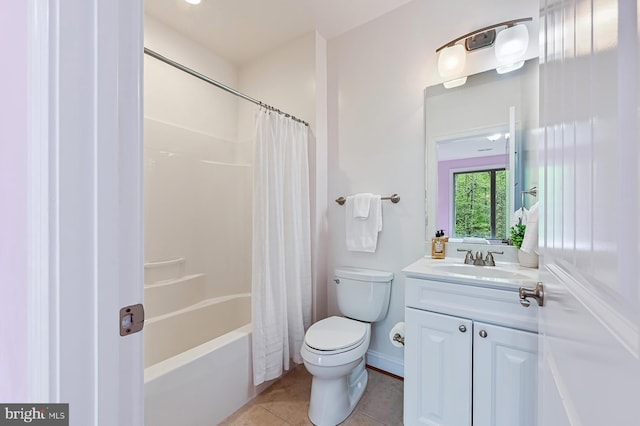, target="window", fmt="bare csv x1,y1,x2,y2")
453,168,506,240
